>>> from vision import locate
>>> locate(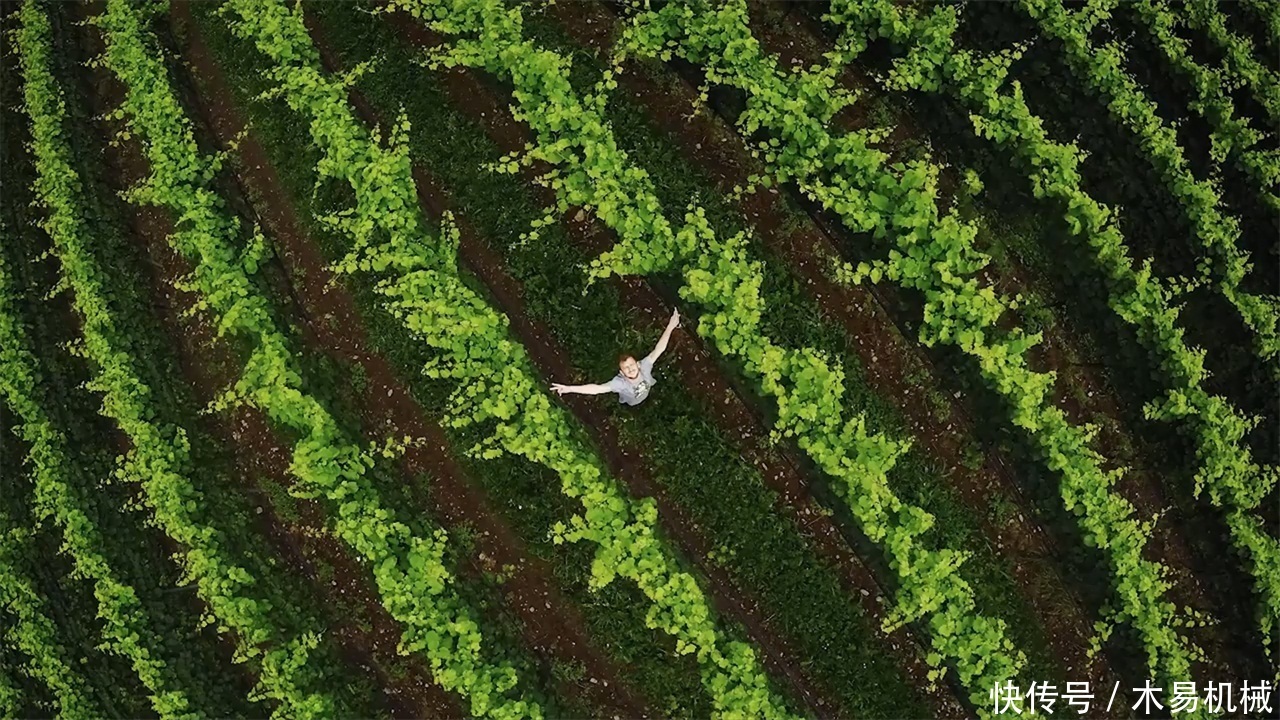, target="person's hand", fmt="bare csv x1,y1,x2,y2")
668,308,681,329
551,383,571,396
